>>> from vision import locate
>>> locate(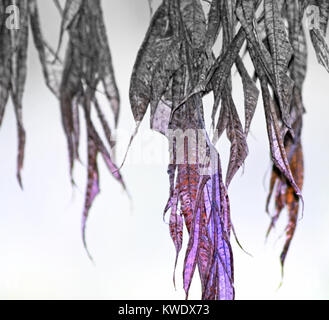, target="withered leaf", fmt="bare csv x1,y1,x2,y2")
130,0,177,123
235,57,259,136
264,0,294,128
225,89,249,187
